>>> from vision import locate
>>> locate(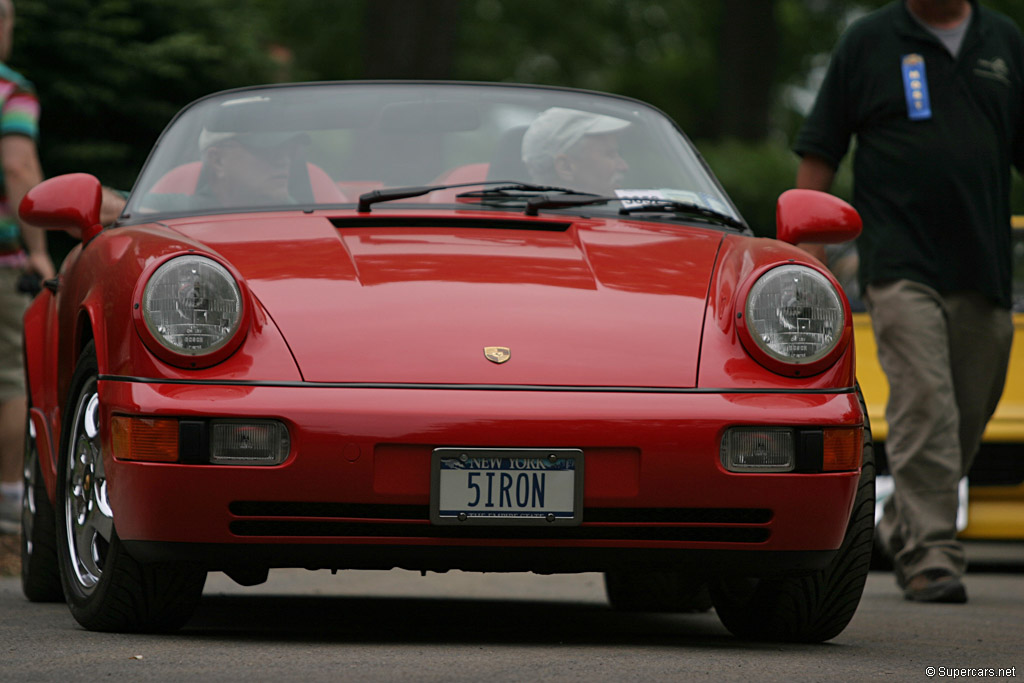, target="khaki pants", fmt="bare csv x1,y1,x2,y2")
865,280,1012,584
0,267,30,402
